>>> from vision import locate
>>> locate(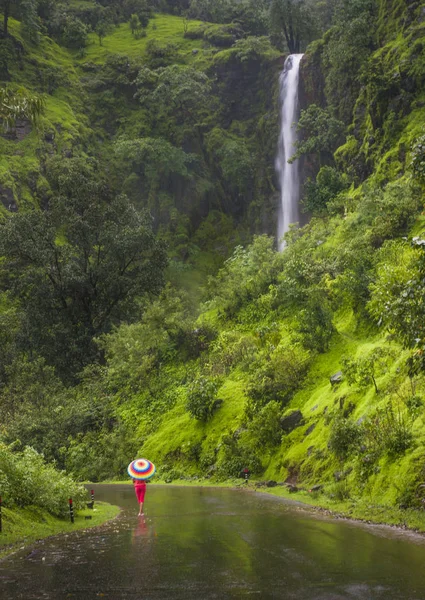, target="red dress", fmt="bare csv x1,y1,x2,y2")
134,480,146,502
